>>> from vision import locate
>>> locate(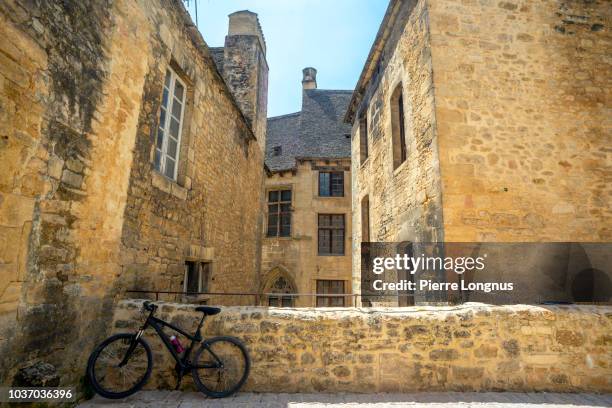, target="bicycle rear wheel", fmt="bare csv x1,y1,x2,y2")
86,333,152,399
191,336,250,398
